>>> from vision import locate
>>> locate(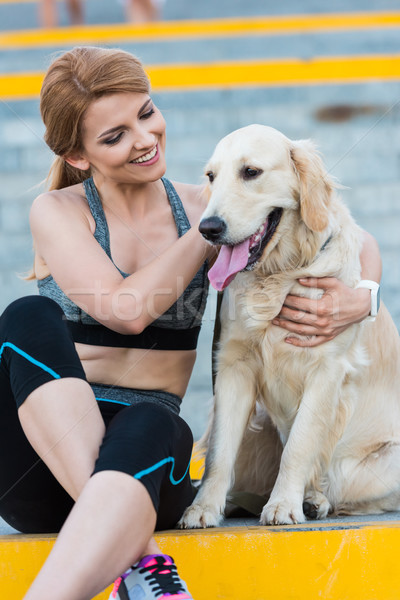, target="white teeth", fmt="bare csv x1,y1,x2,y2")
131,146,157,164
258,225,264,233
